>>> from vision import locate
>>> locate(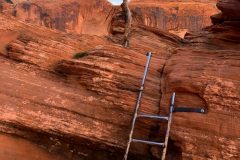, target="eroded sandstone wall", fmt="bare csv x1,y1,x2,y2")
0,0,220,36
0,12,183,159
0,0,239,160
9,0,114,35
159,1,240,159
130,0,219,33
